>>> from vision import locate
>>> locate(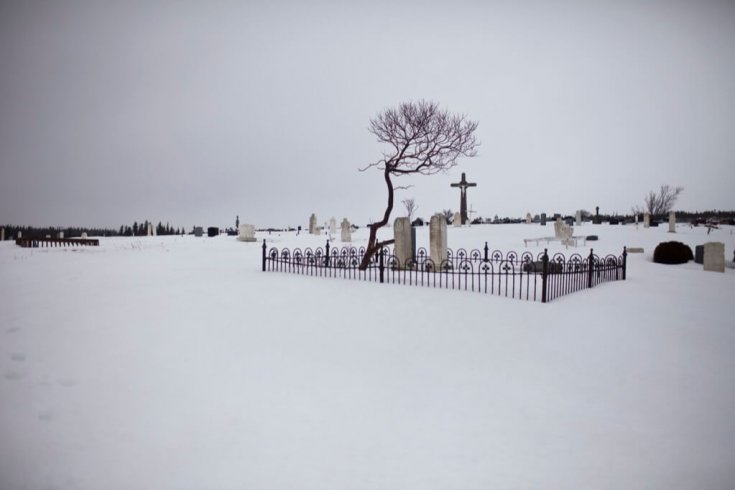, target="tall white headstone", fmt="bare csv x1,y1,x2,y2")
58,231,64,239
81,232,88,239
329,217,337,235
238,224,257,242
575,210,582,226
453,212,462,227
430,214,447,268
643,213,650,228
526,213,532,224
309,214,317,234
393,217,414,268
340,218,351,243
668,212,676,233
703,242,725,273
17,231,22,239
147,223,153,236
